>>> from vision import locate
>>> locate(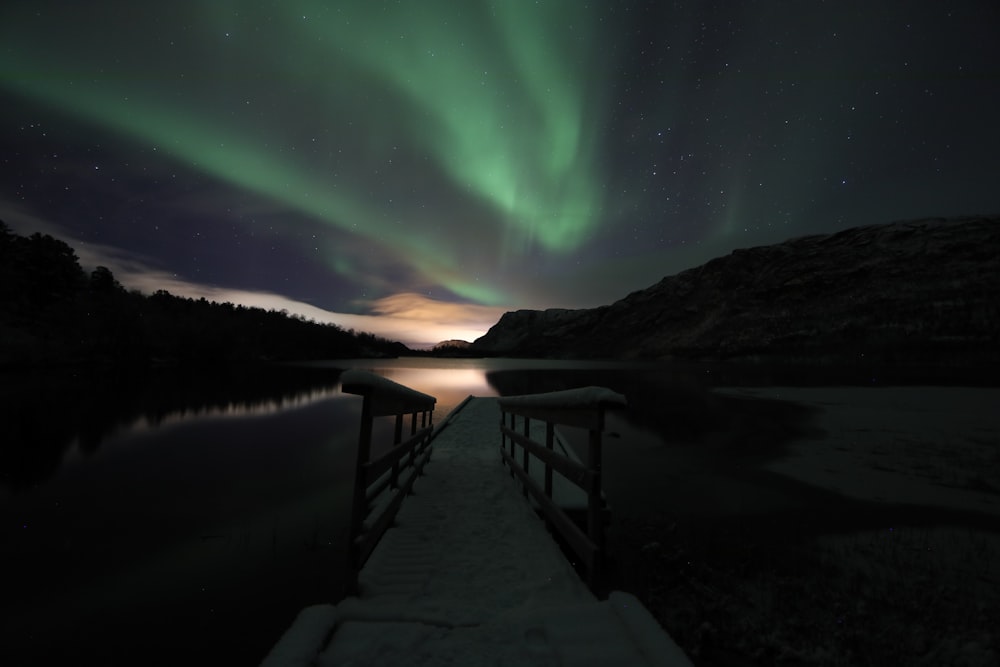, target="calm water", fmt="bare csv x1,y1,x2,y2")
0,357,991,665
0,357,673,666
